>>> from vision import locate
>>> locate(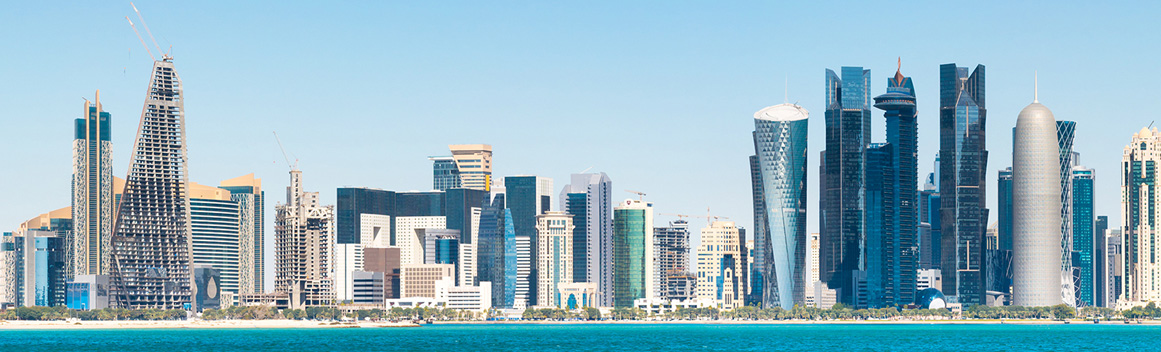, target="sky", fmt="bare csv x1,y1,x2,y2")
2,1,1158,289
